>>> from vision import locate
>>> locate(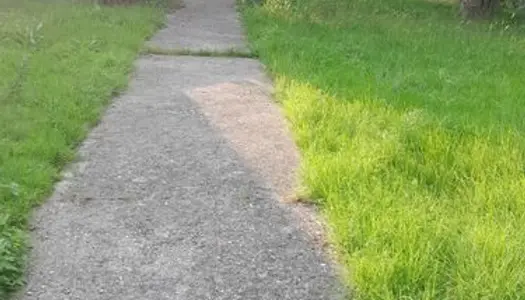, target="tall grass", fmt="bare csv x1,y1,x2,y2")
241,0,525,298
0,0,165,296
